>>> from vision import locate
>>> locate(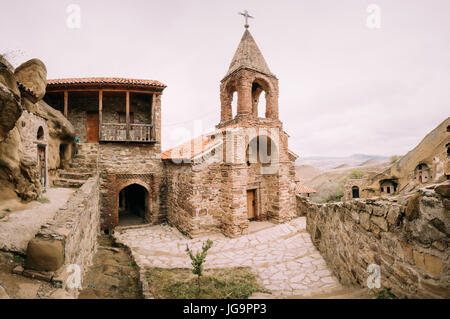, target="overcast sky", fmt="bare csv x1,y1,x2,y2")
1,0,449,157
